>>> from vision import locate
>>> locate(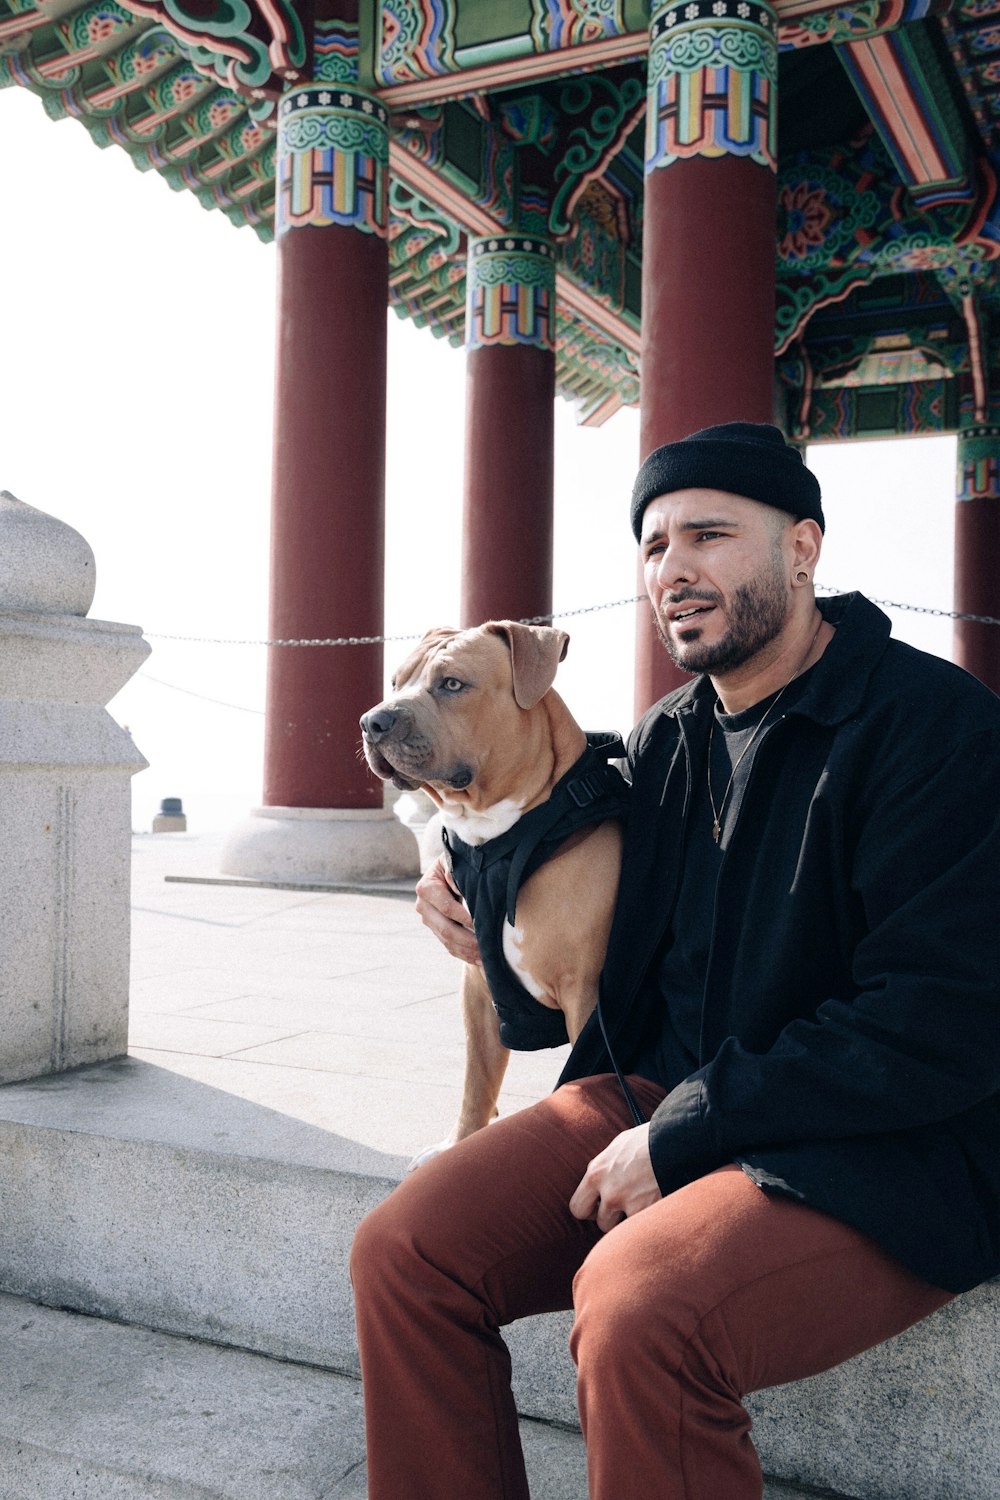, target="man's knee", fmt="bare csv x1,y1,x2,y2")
570,1226,687,1374
351,1157,474,1304
350,1196,393,1298
350,1184,428,1306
